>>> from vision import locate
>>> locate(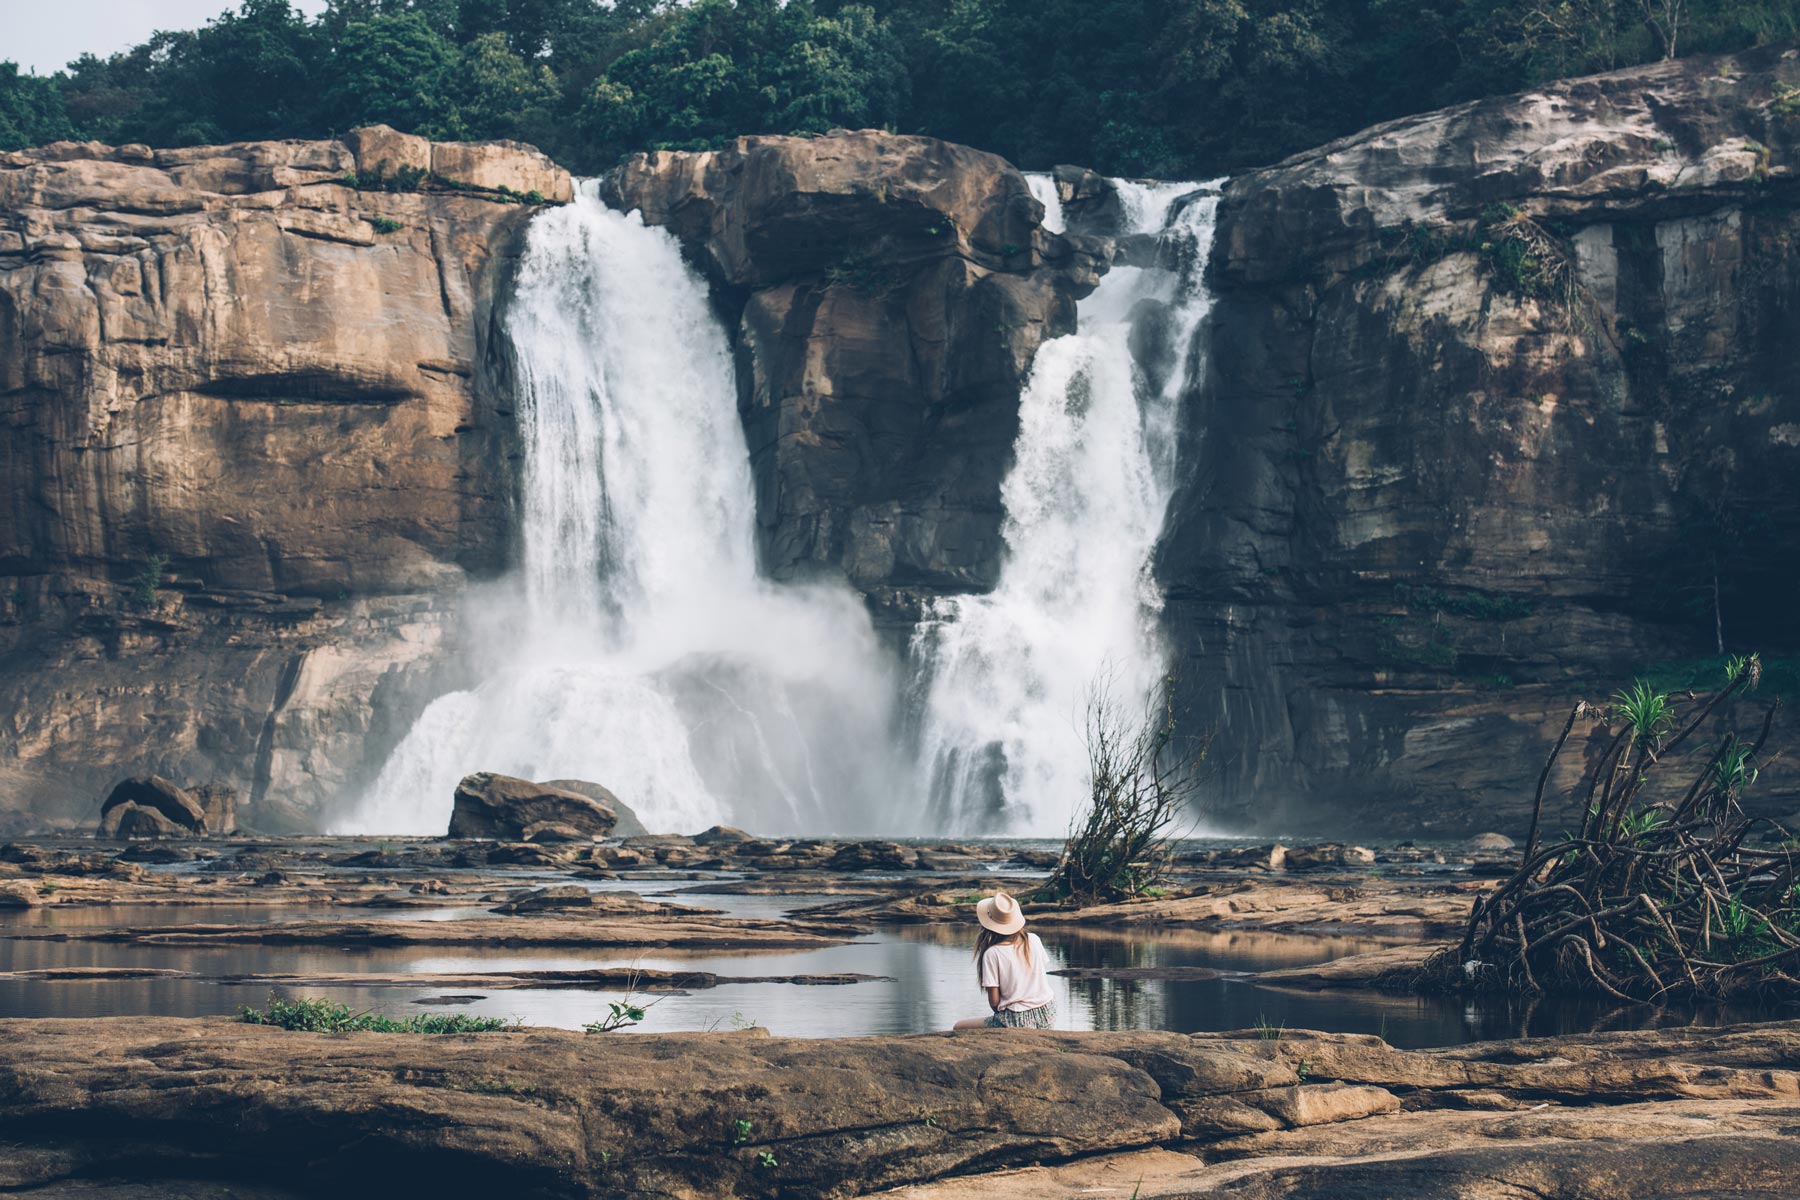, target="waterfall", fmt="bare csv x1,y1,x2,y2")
339,185,899,836
1026,172,1065,234
910,179,1223,835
